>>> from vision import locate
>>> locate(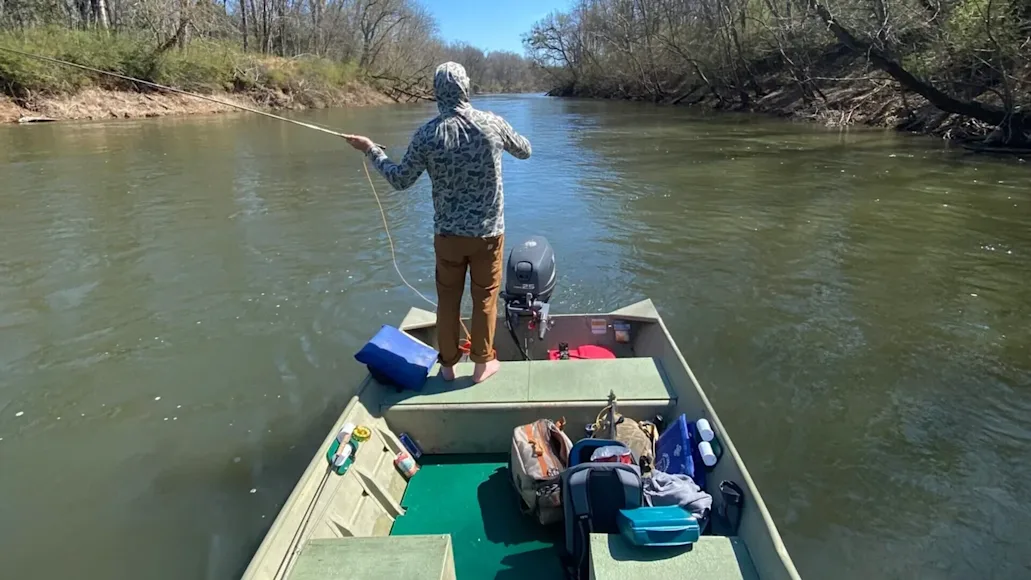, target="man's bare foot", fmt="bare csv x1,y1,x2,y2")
473,359,501,383
440,366,456,382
